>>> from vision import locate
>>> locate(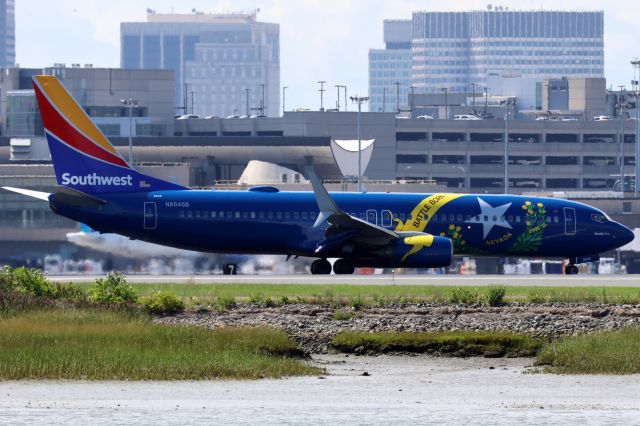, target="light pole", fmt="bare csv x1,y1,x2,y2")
409,85,415,113
501,98,516,194
260,83,266,116
440,87,448,119
282,86,287,115
120,98,138,166
334,85,341,111
618,85,626,192
394,82,400,113
350,95,369,192
484,87,490,115
632,59,640,197
318,80,326,111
